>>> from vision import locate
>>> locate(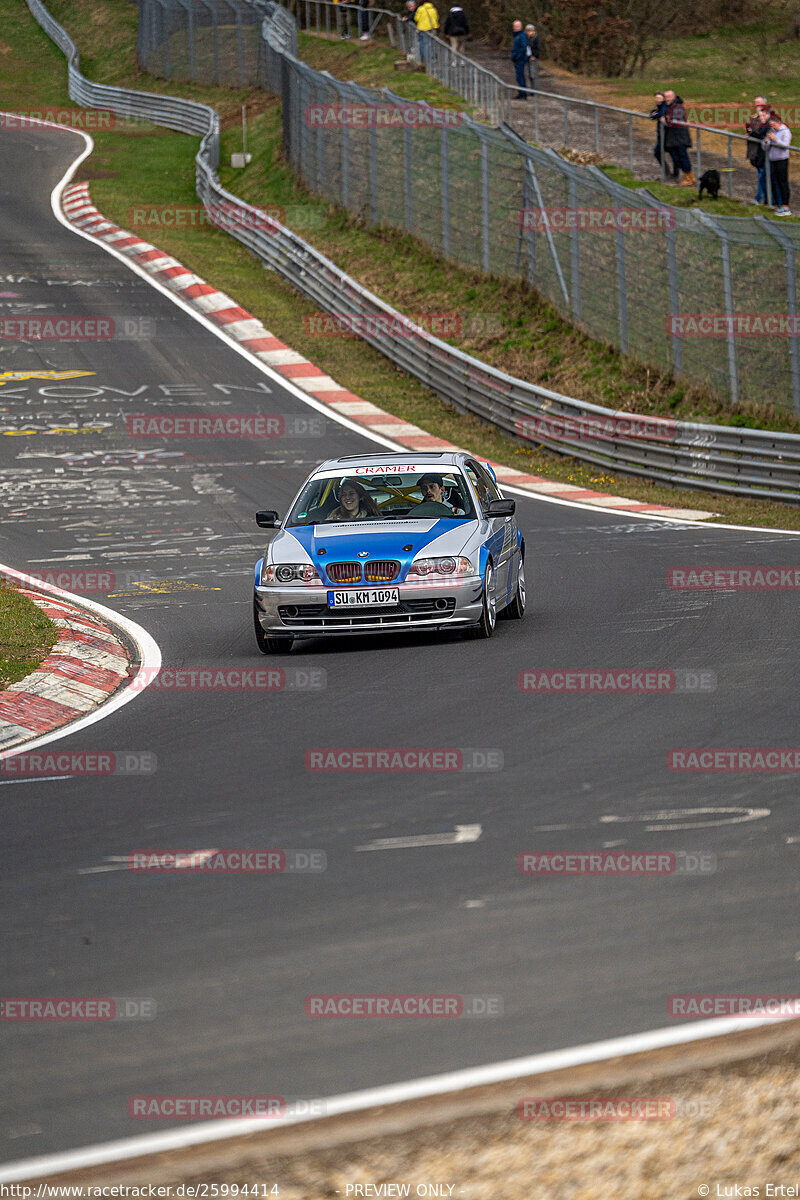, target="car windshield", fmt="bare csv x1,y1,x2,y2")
286,471,475,526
